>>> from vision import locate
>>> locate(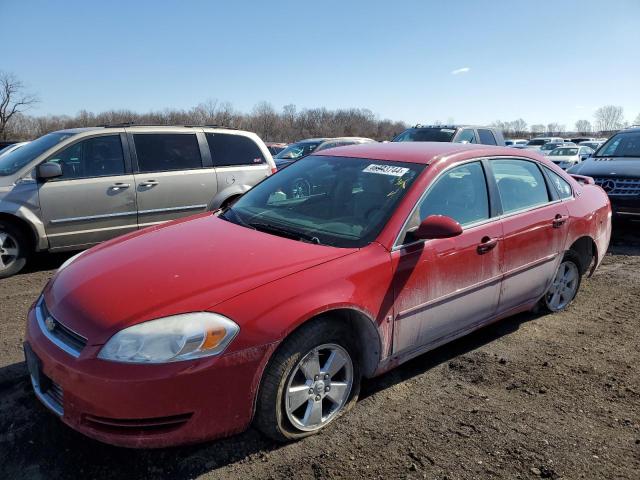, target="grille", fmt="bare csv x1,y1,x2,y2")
38,299,87,356
593,177,640,196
